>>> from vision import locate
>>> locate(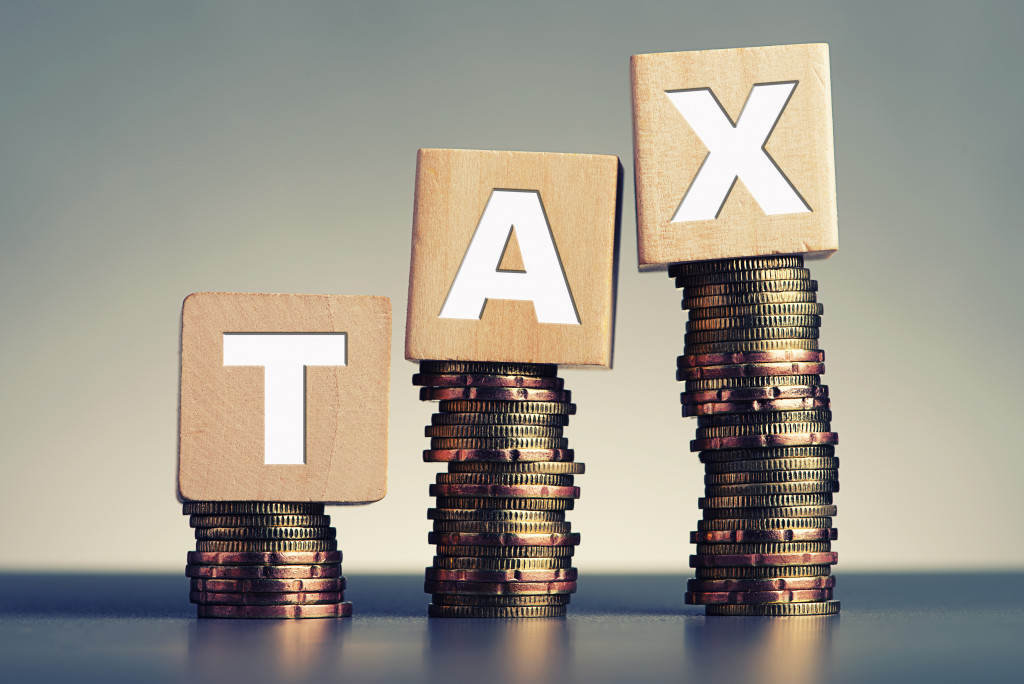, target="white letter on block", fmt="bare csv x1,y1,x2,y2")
439,189,579,325
223,333,347,465
667,82,811,222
